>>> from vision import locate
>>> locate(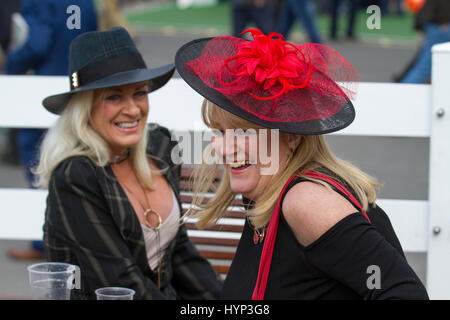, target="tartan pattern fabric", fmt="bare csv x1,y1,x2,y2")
43,124,222,300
